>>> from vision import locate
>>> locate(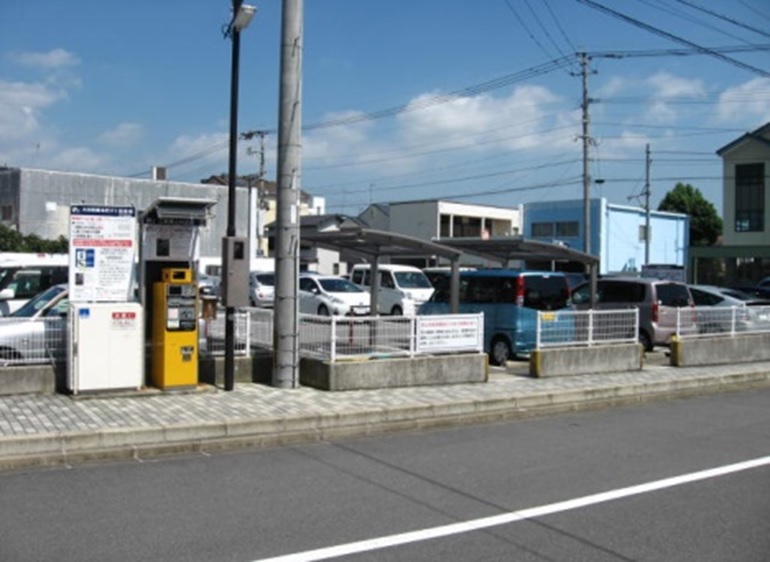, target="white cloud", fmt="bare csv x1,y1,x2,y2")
397,85,563,151
99,123,144,148
7,49,80,70
716,77,770,125
0,80,67,164
647,72,705,99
